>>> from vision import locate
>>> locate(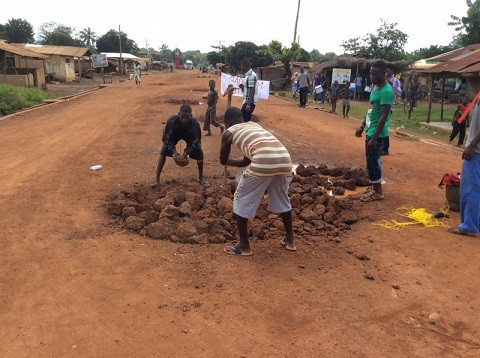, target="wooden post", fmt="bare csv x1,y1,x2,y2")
426,75,434,123
354,61,359,101
77,57,81,83
440,77,445,120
